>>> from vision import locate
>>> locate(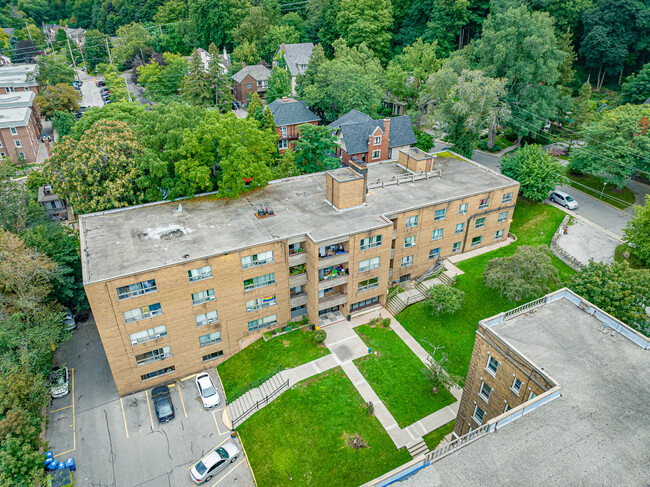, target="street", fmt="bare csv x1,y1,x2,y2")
76,69,105,108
